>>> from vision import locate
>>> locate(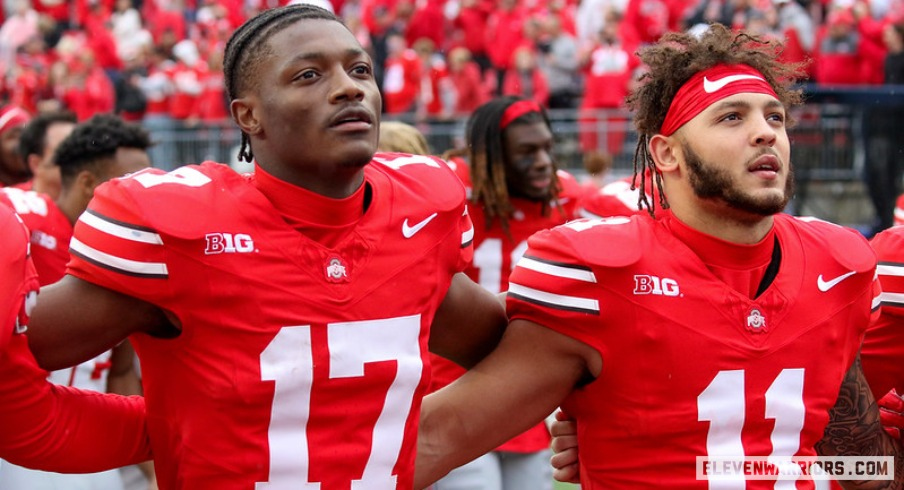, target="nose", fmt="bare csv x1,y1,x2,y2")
751,115,777,147
329,69,365,103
